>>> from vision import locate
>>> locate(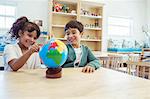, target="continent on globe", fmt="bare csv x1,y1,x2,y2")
46,49,62,65
48,42,58,49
